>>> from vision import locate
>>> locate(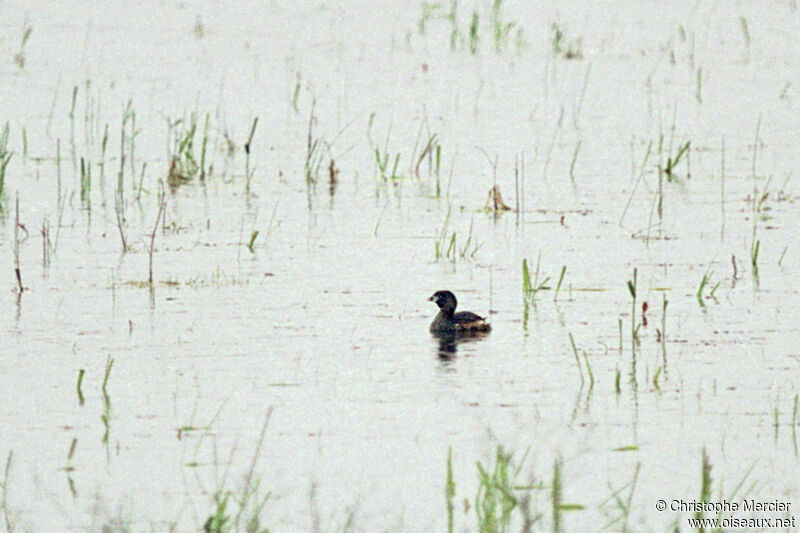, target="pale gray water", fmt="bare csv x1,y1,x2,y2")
1,1,799,531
